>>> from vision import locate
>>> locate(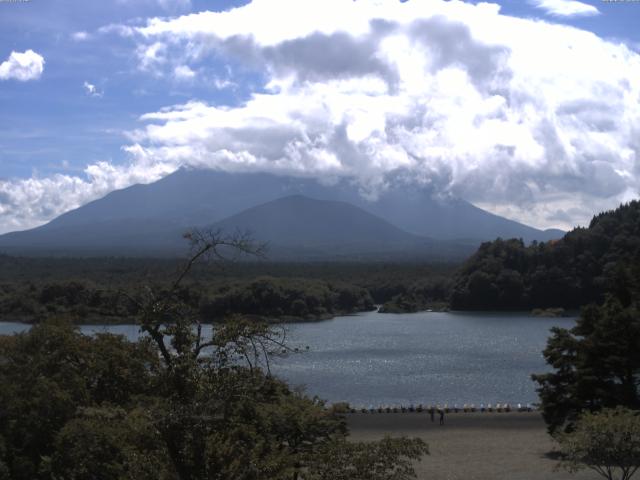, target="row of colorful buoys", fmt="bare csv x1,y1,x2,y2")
336,403,535,414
